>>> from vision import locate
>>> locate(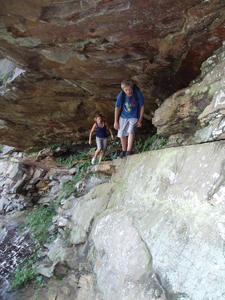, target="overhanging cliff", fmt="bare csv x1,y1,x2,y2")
0,0,224,149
